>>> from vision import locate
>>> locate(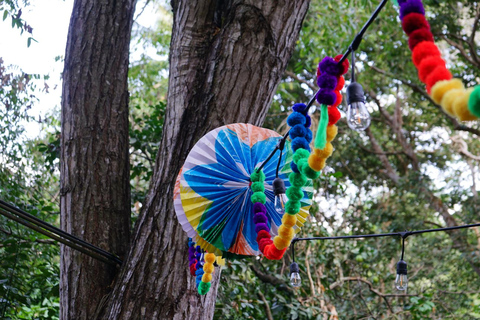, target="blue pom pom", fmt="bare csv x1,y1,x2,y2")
287,112,306,127
305,115,311,128
291,162,299,173
289,124,307,139
292,103,307,112
305,128,313,143
291,137,310,152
